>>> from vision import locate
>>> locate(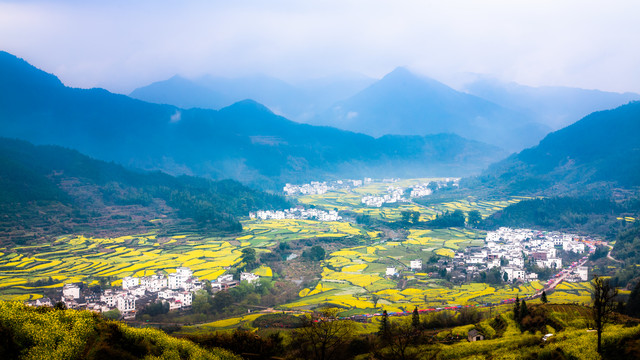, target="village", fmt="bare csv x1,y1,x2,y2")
26,267,264,319
249,207,342,221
